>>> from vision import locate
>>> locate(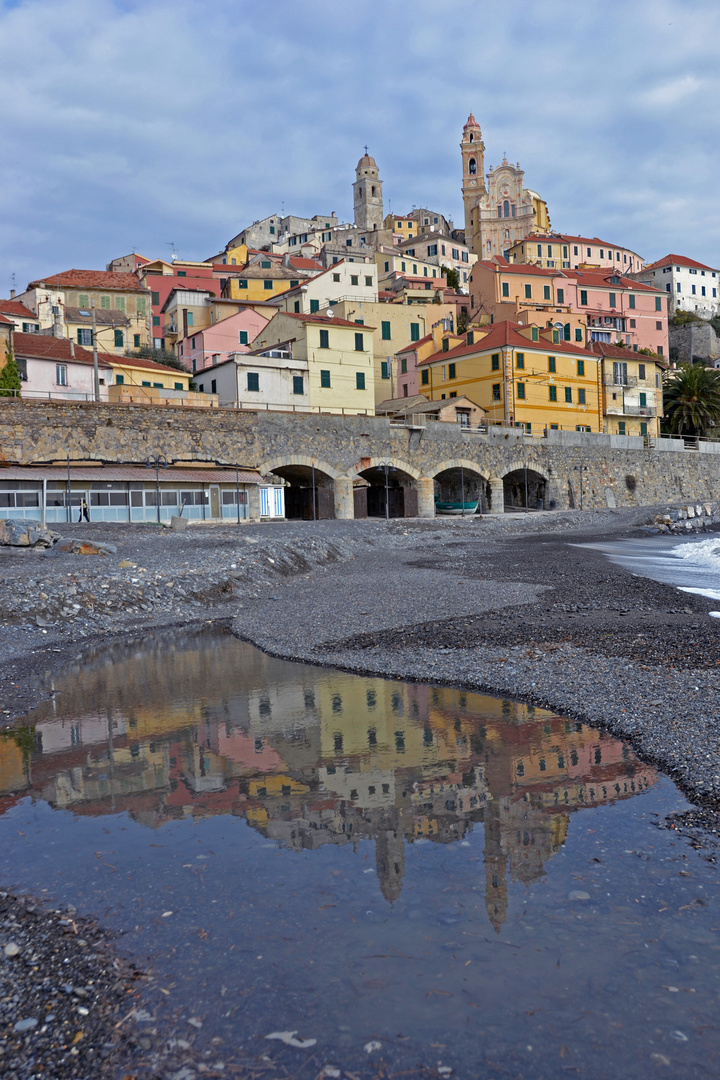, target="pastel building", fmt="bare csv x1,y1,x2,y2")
632,254,719,319
508,234,644,273
176,308,270,373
